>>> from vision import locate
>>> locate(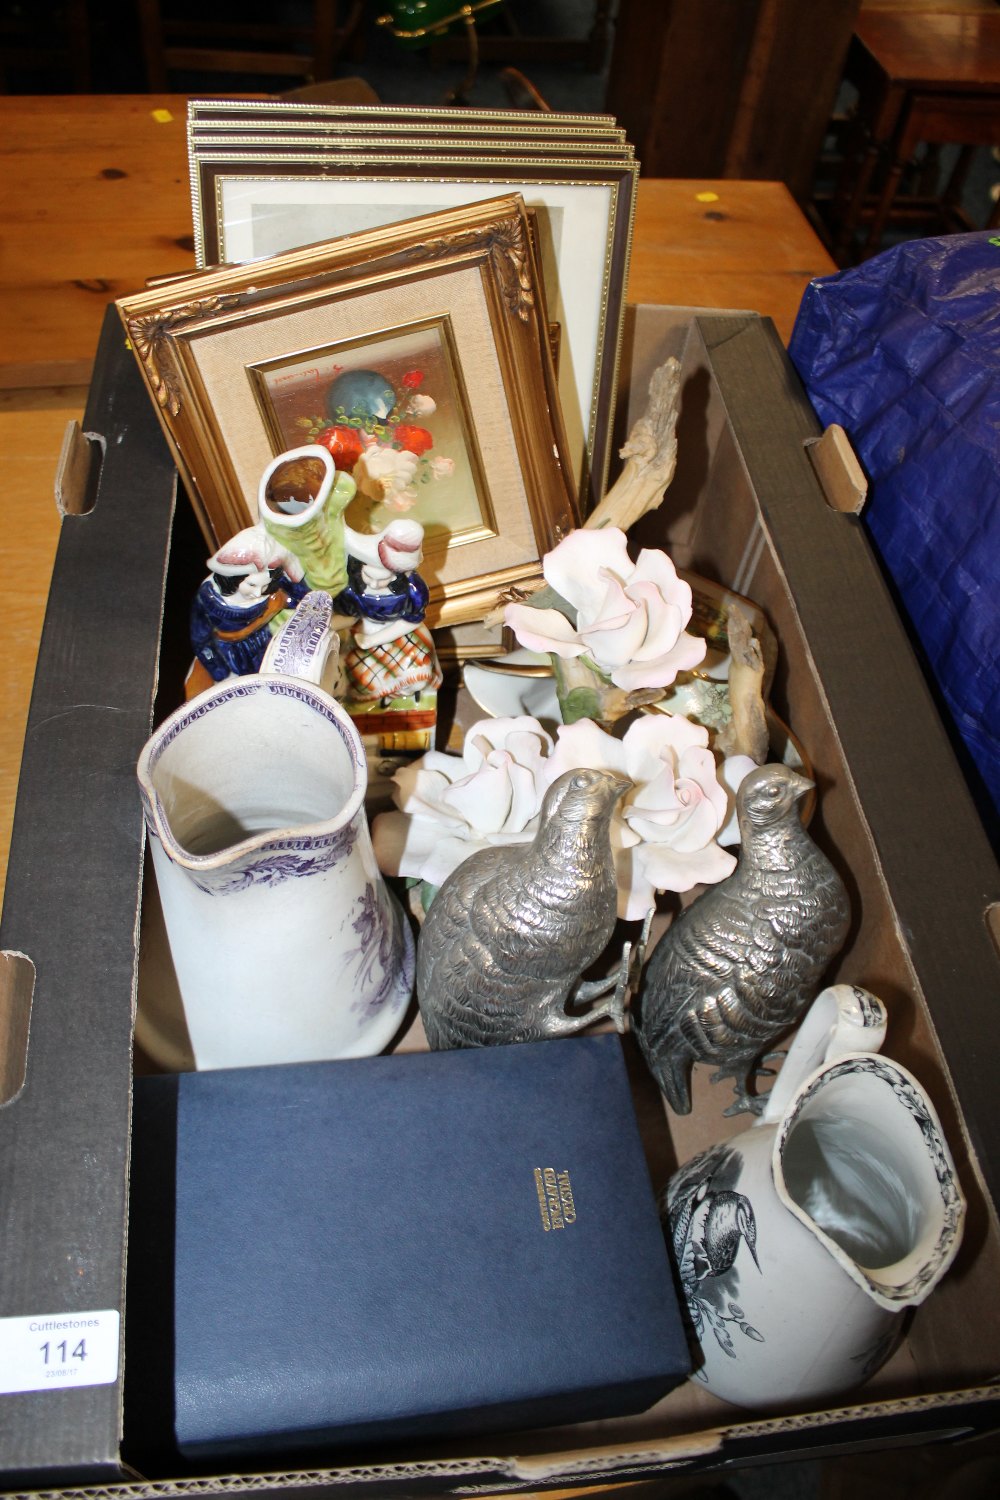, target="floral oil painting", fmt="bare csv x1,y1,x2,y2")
250,316,495,566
